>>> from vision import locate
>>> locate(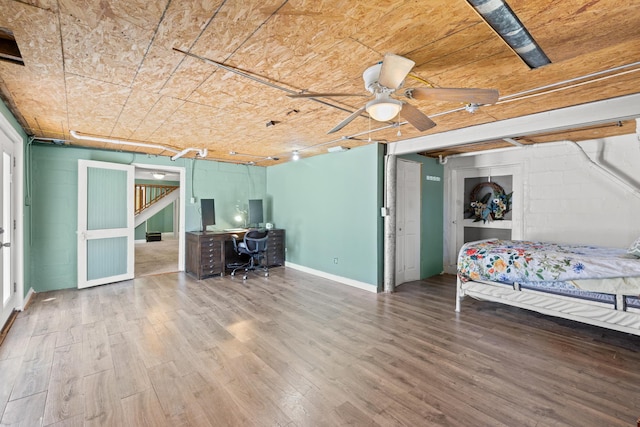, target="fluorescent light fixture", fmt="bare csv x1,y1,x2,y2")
292,150,300,161
152,172,165,179
466,0,550,69
366,96,402,121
